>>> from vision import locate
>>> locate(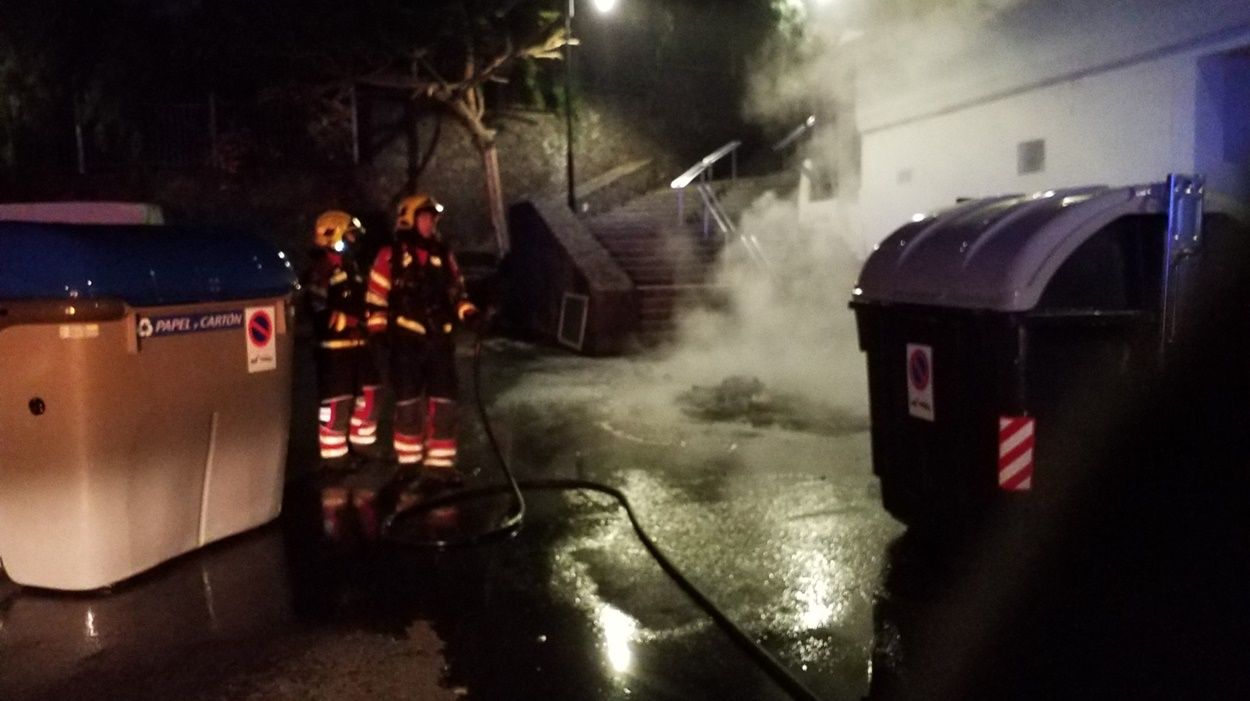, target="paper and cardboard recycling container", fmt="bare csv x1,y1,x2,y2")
0,221,296,590
851,175,1250,528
